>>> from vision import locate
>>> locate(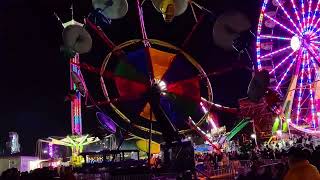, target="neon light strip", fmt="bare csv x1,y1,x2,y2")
265,14,296,35
310,14,320,35
290,0,304,31
311,35,320,40
270,51,296,74
306,0,313,29
49,143,53,158
296,51,306,125
70,55,82,135
136,0,151,47
200,102,218,130
290,121,320,134
300,0,306,29
275,0,302,34
208,116,218,130
310,0,320,31
306,53,316,127
260,35,291,40
256,0,269,70
275,53,299,90
260,46,291,59
311,58,319,127
308,43,320,61
311,57,318,72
